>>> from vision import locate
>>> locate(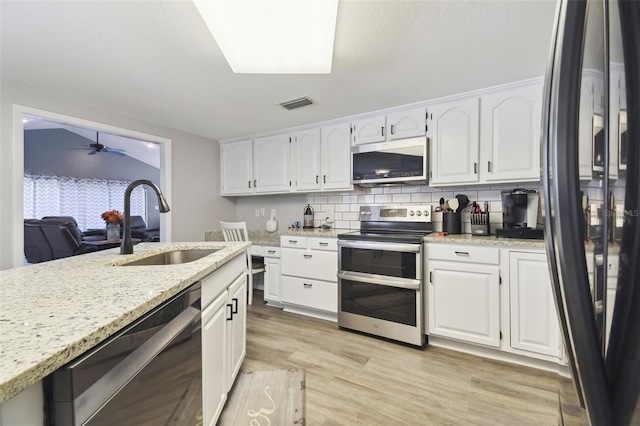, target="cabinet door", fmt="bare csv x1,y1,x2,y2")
428,260,500,347
202,291,228,426
264,257,282,304
321,122,352,190
254,133,291,193
480,84,542,182
292,128,321,191
509,252,561,358
227,274,246,389
386,107,426,140
352,115,386,145
578,78,594,179
220,139,253,195
428,98,480,185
